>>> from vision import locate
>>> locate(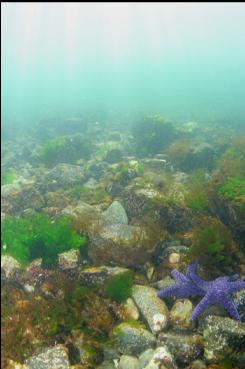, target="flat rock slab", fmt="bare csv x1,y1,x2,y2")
78,266,131,289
